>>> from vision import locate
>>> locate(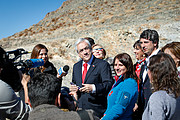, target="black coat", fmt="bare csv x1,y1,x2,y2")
136,50,161,120
72,57,113,118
